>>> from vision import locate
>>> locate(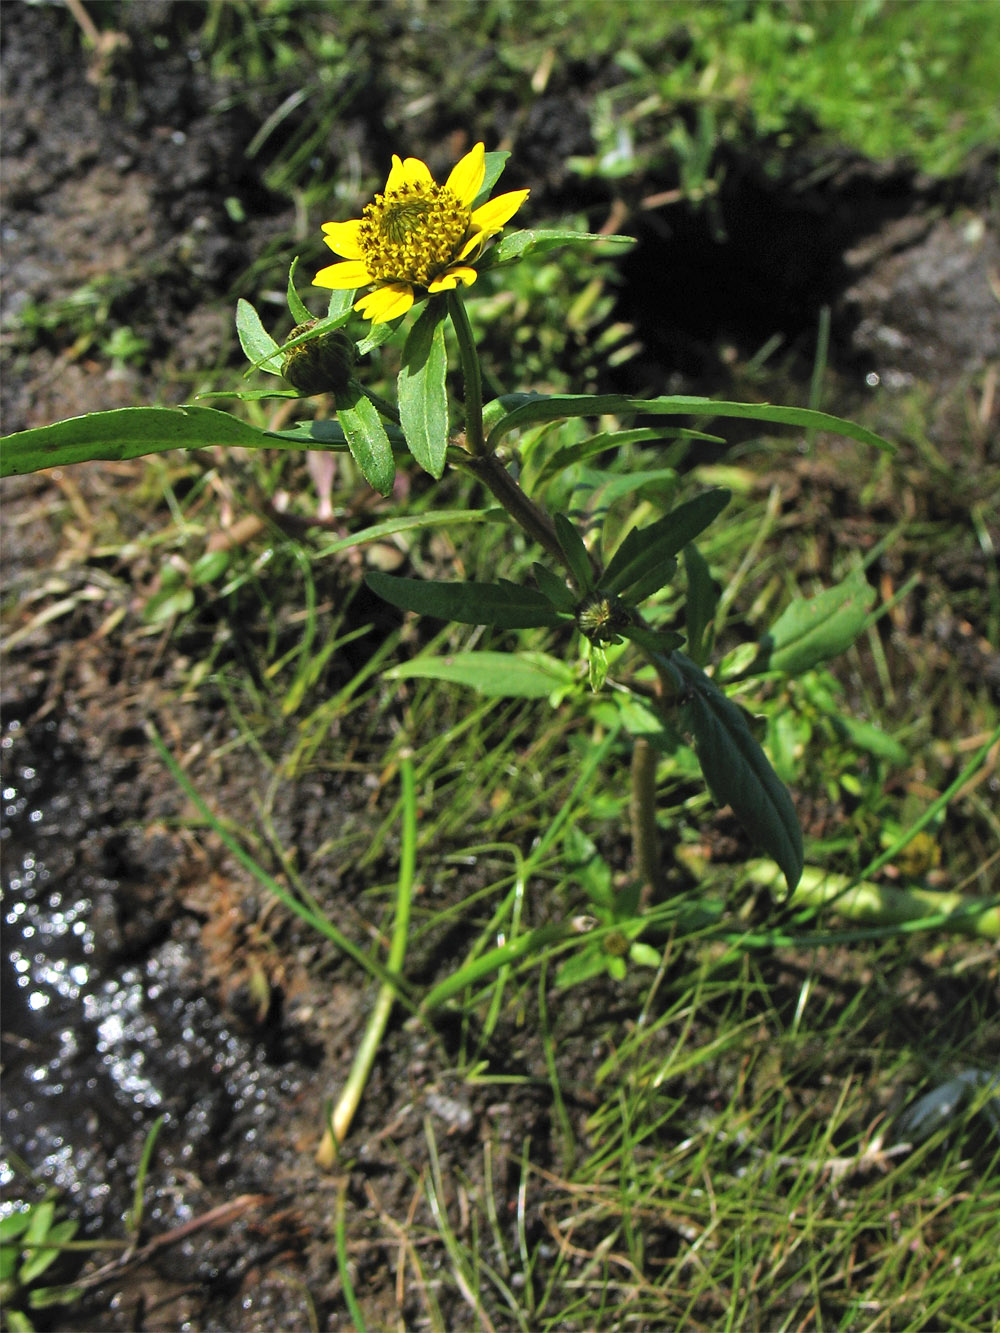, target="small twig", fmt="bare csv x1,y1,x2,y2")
62,1195,270,1294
